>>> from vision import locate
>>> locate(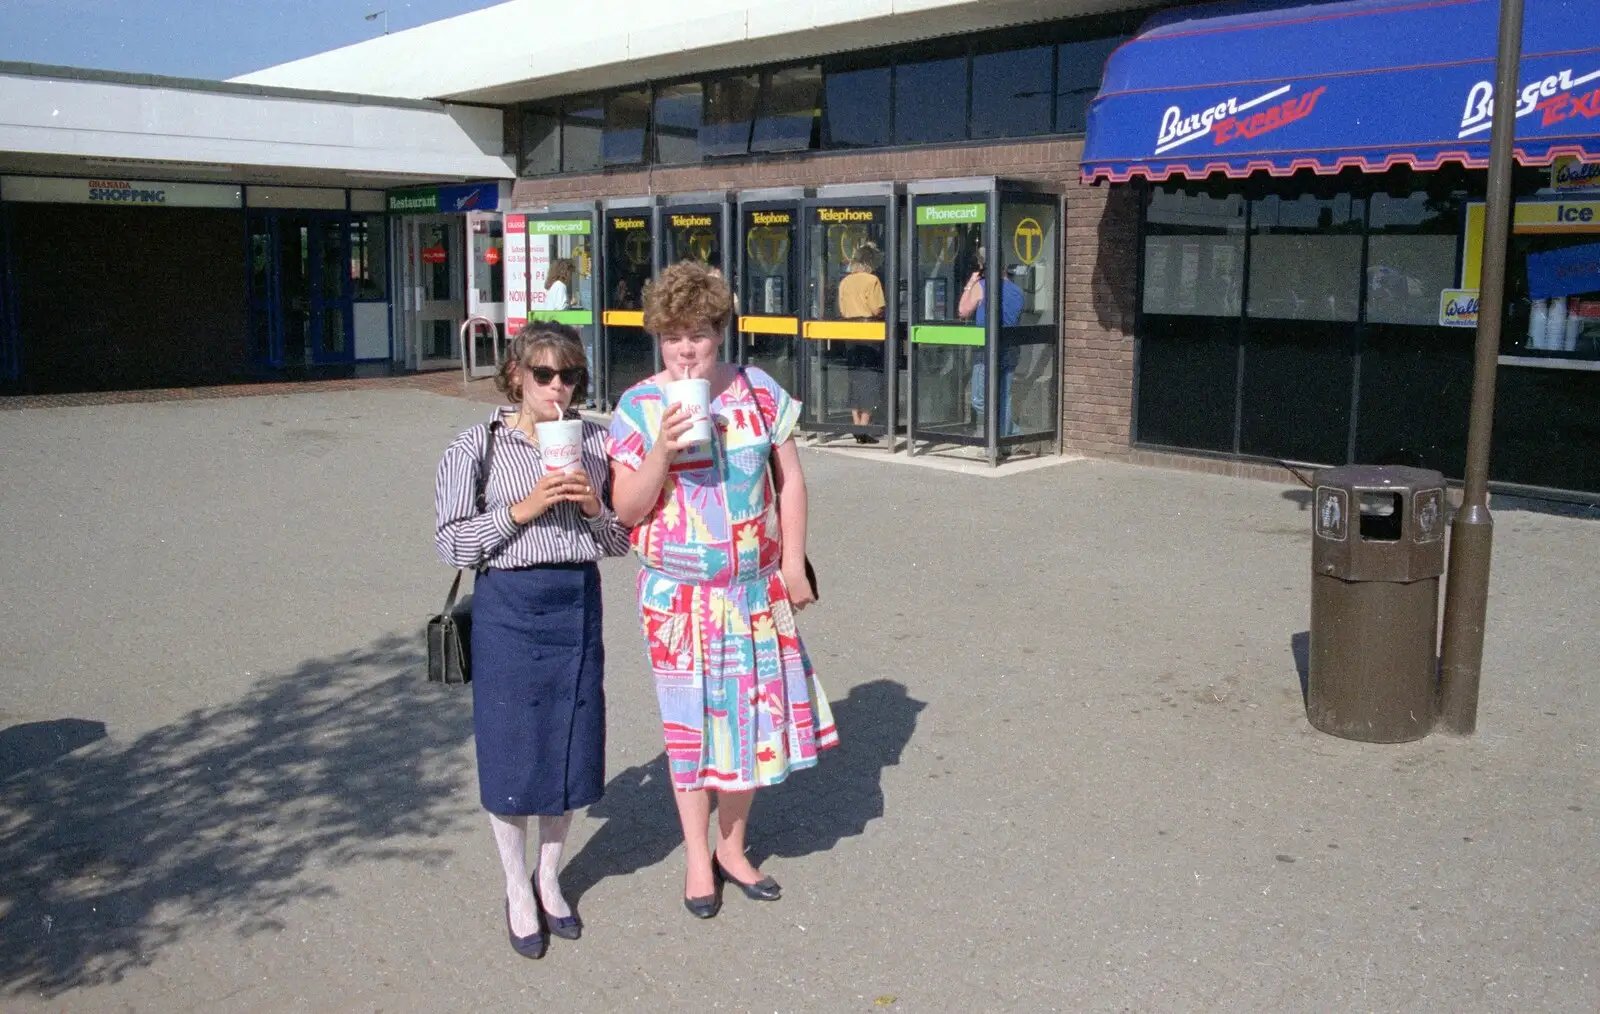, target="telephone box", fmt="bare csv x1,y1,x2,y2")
906,178,1061,462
